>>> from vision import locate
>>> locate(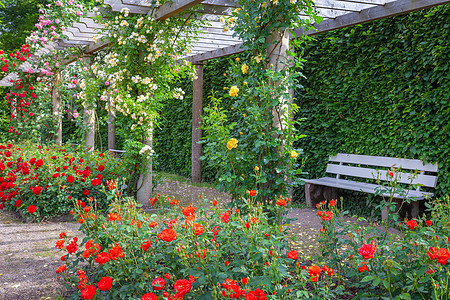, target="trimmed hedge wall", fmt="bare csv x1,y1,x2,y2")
296,5,450,198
